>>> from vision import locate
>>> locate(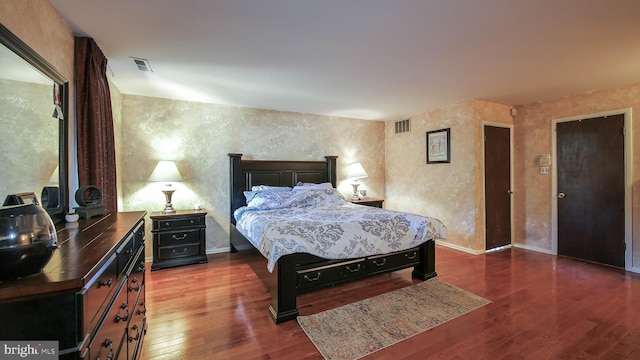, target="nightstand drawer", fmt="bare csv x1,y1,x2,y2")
155,216,203,230
158,244,202,260
157,228,201,246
